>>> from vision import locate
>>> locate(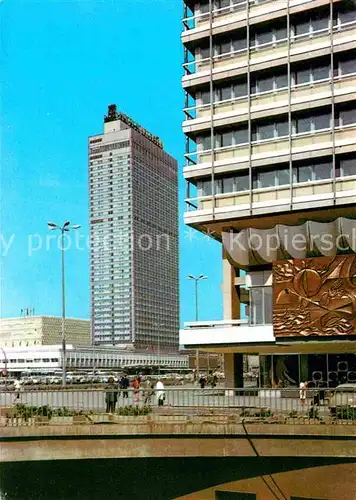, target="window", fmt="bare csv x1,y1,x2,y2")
252,117,288,141
293,159,332,182
293,9,329,37
338,106,356,126
236,174,249,191
254,27,273,46
311,11,329,32
275,73,288,89
252,70,288,94
276,168,290,186
275,118,288,137
314,111,331,130
199,46,210,59
339,54,356,75
200,90,211,105
197,136,211,151
222,176,234,193
250,287,272,325
295,116,311,134
259,123,275,140
218,85,232,101
313,64,330,81
314,161,332,180
218,39,232,55
294,19,310,36
199,1,210,14
197,179,212,196
338,4,356,25
216,0,230,9
233,81,247,97
232,36,246,52
234,127,249,144
251,288,263,324
275,25,287,41
294,67,311,85
294,165,313,183
258,75,274,93
339,157,355,177
258,170,275,187
264,287,272,324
